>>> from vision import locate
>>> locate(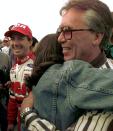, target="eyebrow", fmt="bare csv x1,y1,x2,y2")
11,34,26,37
